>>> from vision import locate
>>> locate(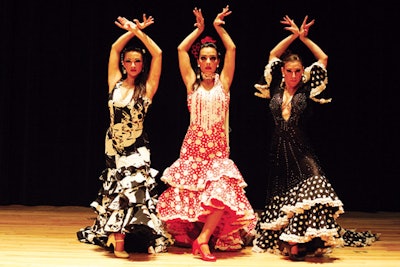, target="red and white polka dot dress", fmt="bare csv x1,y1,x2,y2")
157,75,256,251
